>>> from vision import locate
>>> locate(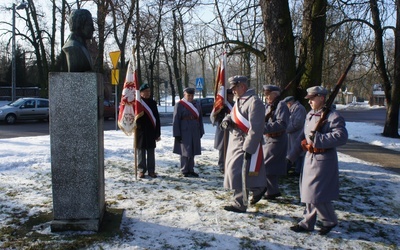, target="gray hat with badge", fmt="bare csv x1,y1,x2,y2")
305,86,328,99
263,85,281,92
228,75,248,89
